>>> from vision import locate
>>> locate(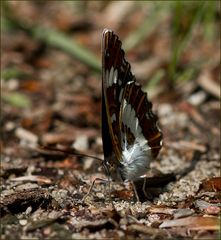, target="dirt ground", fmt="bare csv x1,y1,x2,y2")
1,2,220,239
